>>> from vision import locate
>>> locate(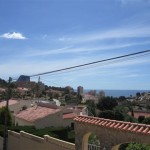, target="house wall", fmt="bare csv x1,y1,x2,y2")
35,110,63,128
7,130,75,150
0,136,3,150
63,118,74,127
15,117,34,126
